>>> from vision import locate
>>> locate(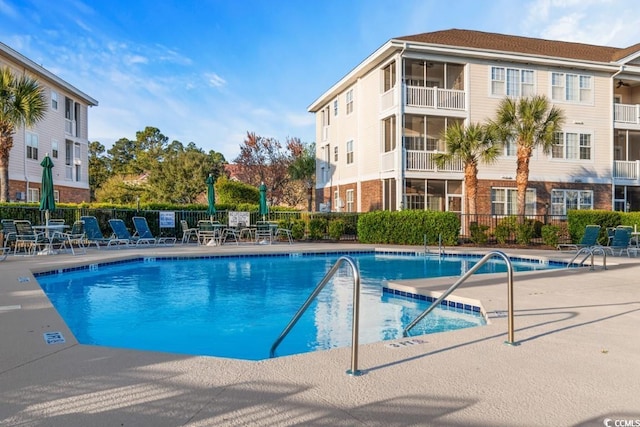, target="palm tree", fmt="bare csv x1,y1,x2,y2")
490,95,564,217
0,66,47,202
433,121,501,218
